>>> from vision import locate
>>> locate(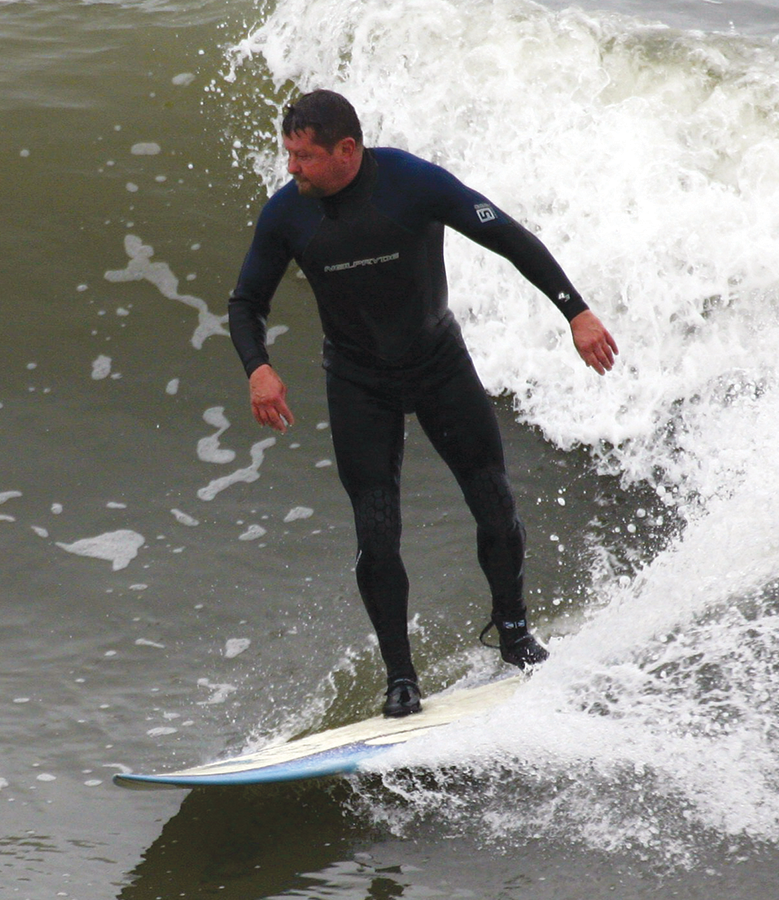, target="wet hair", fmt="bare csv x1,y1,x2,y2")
282,89,363,151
